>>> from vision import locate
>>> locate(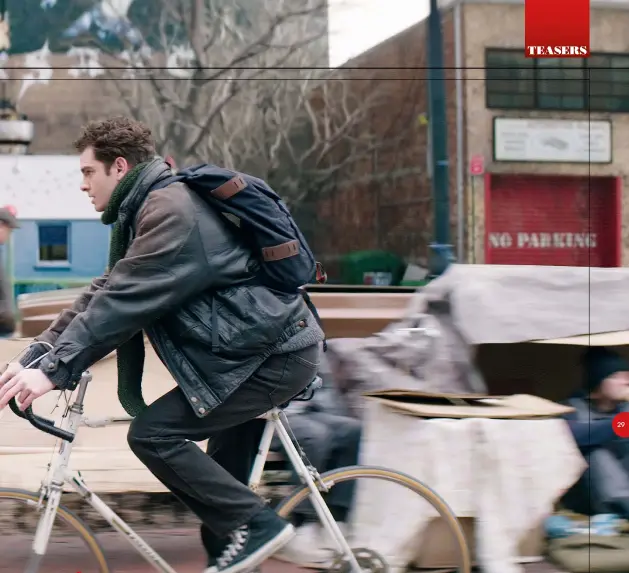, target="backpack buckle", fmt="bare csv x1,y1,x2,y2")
315,262,327,284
